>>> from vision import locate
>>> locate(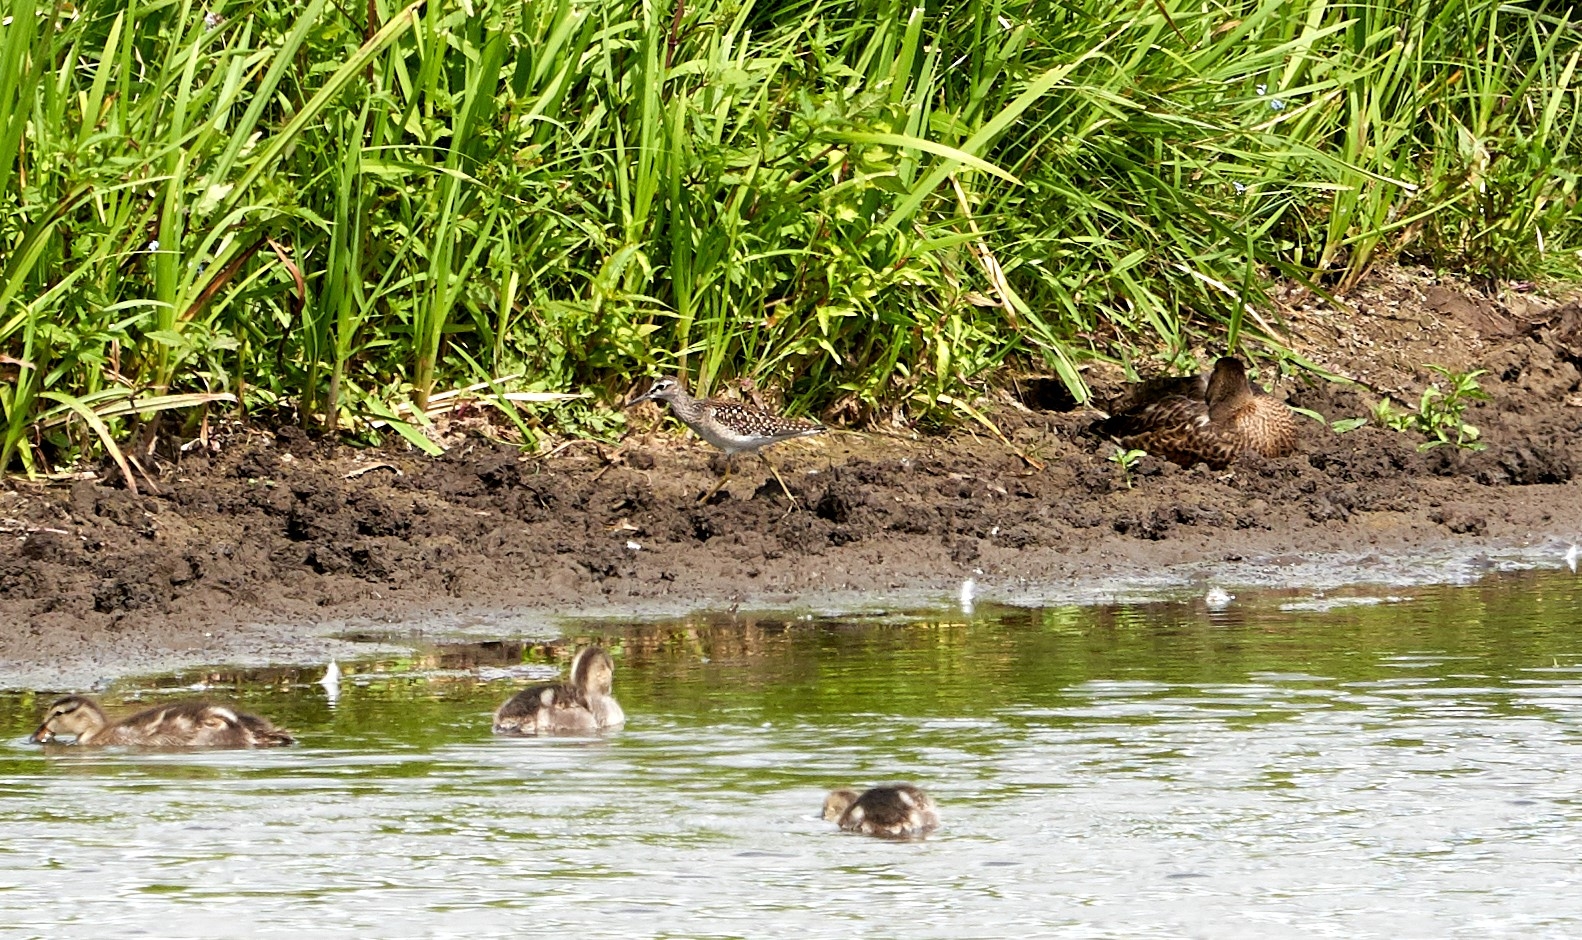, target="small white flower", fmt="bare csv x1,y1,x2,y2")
147,239,160,251
1256,84,1267,96
1270,98,1286,111
1233,182,1247,193
204,11,222,27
